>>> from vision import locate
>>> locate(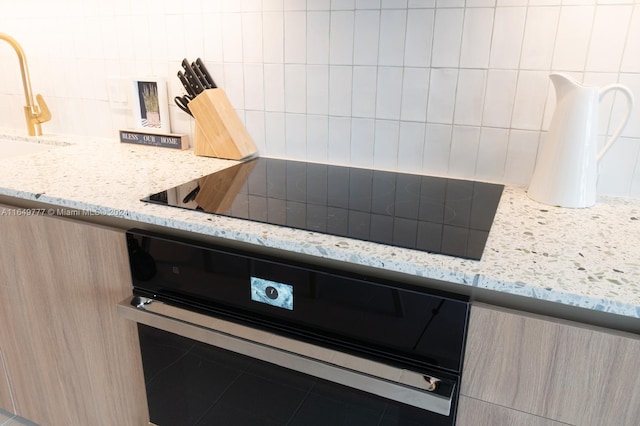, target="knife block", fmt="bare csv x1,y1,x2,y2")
188,88,258,160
